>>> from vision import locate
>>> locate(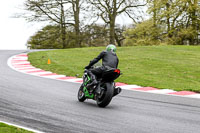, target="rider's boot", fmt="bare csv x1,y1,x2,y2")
87,72,98,89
